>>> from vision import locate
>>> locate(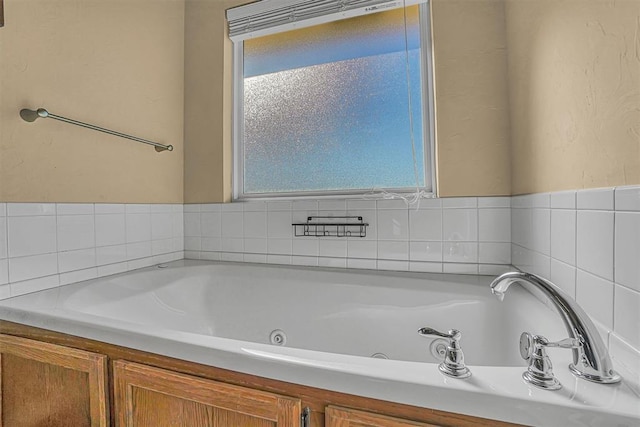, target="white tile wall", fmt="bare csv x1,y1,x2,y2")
479,242,511,264
126,212,152,243
550,191,576,209
183,196,511,276
443,241,477,263
511,185,640,373
58,214,95,251
7,203,56,216
0,203,183,300
8,216,57,257
615,211,640,292
478,208,511,242
550,258,577,298
614,285,640,350
576,210,614,280
575,269,614,330
550,209,576,265
377,209,409,240
616,186,640,211
409,209,442,240
577,187,614,210
96,214,126,246
409,241,442,262
442,208,477,241
58,248,96,273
